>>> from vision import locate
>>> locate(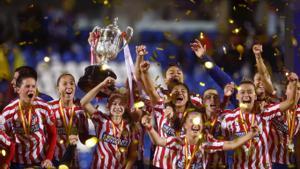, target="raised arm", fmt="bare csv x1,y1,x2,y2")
279,73,298,112
140,61,162,104
191,39,233,88
253,44,276,96
80,77,115,114
135,45,148,82
141,114,166,146
223,125,258,150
